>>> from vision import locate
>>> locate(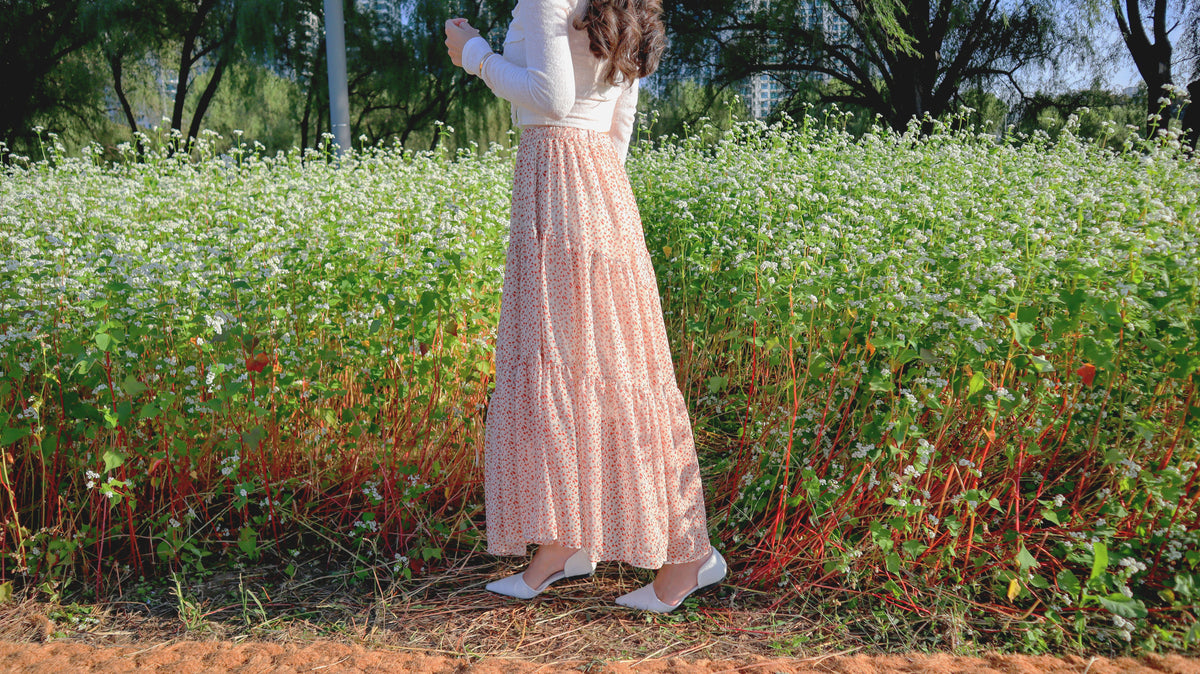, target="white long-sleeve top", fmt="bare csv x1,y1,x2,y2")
461,0,639,165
